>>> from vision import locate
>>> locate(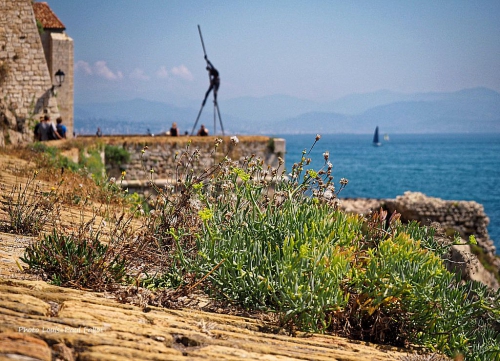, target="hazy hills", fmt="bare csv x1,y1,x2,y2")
74,87,500,135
